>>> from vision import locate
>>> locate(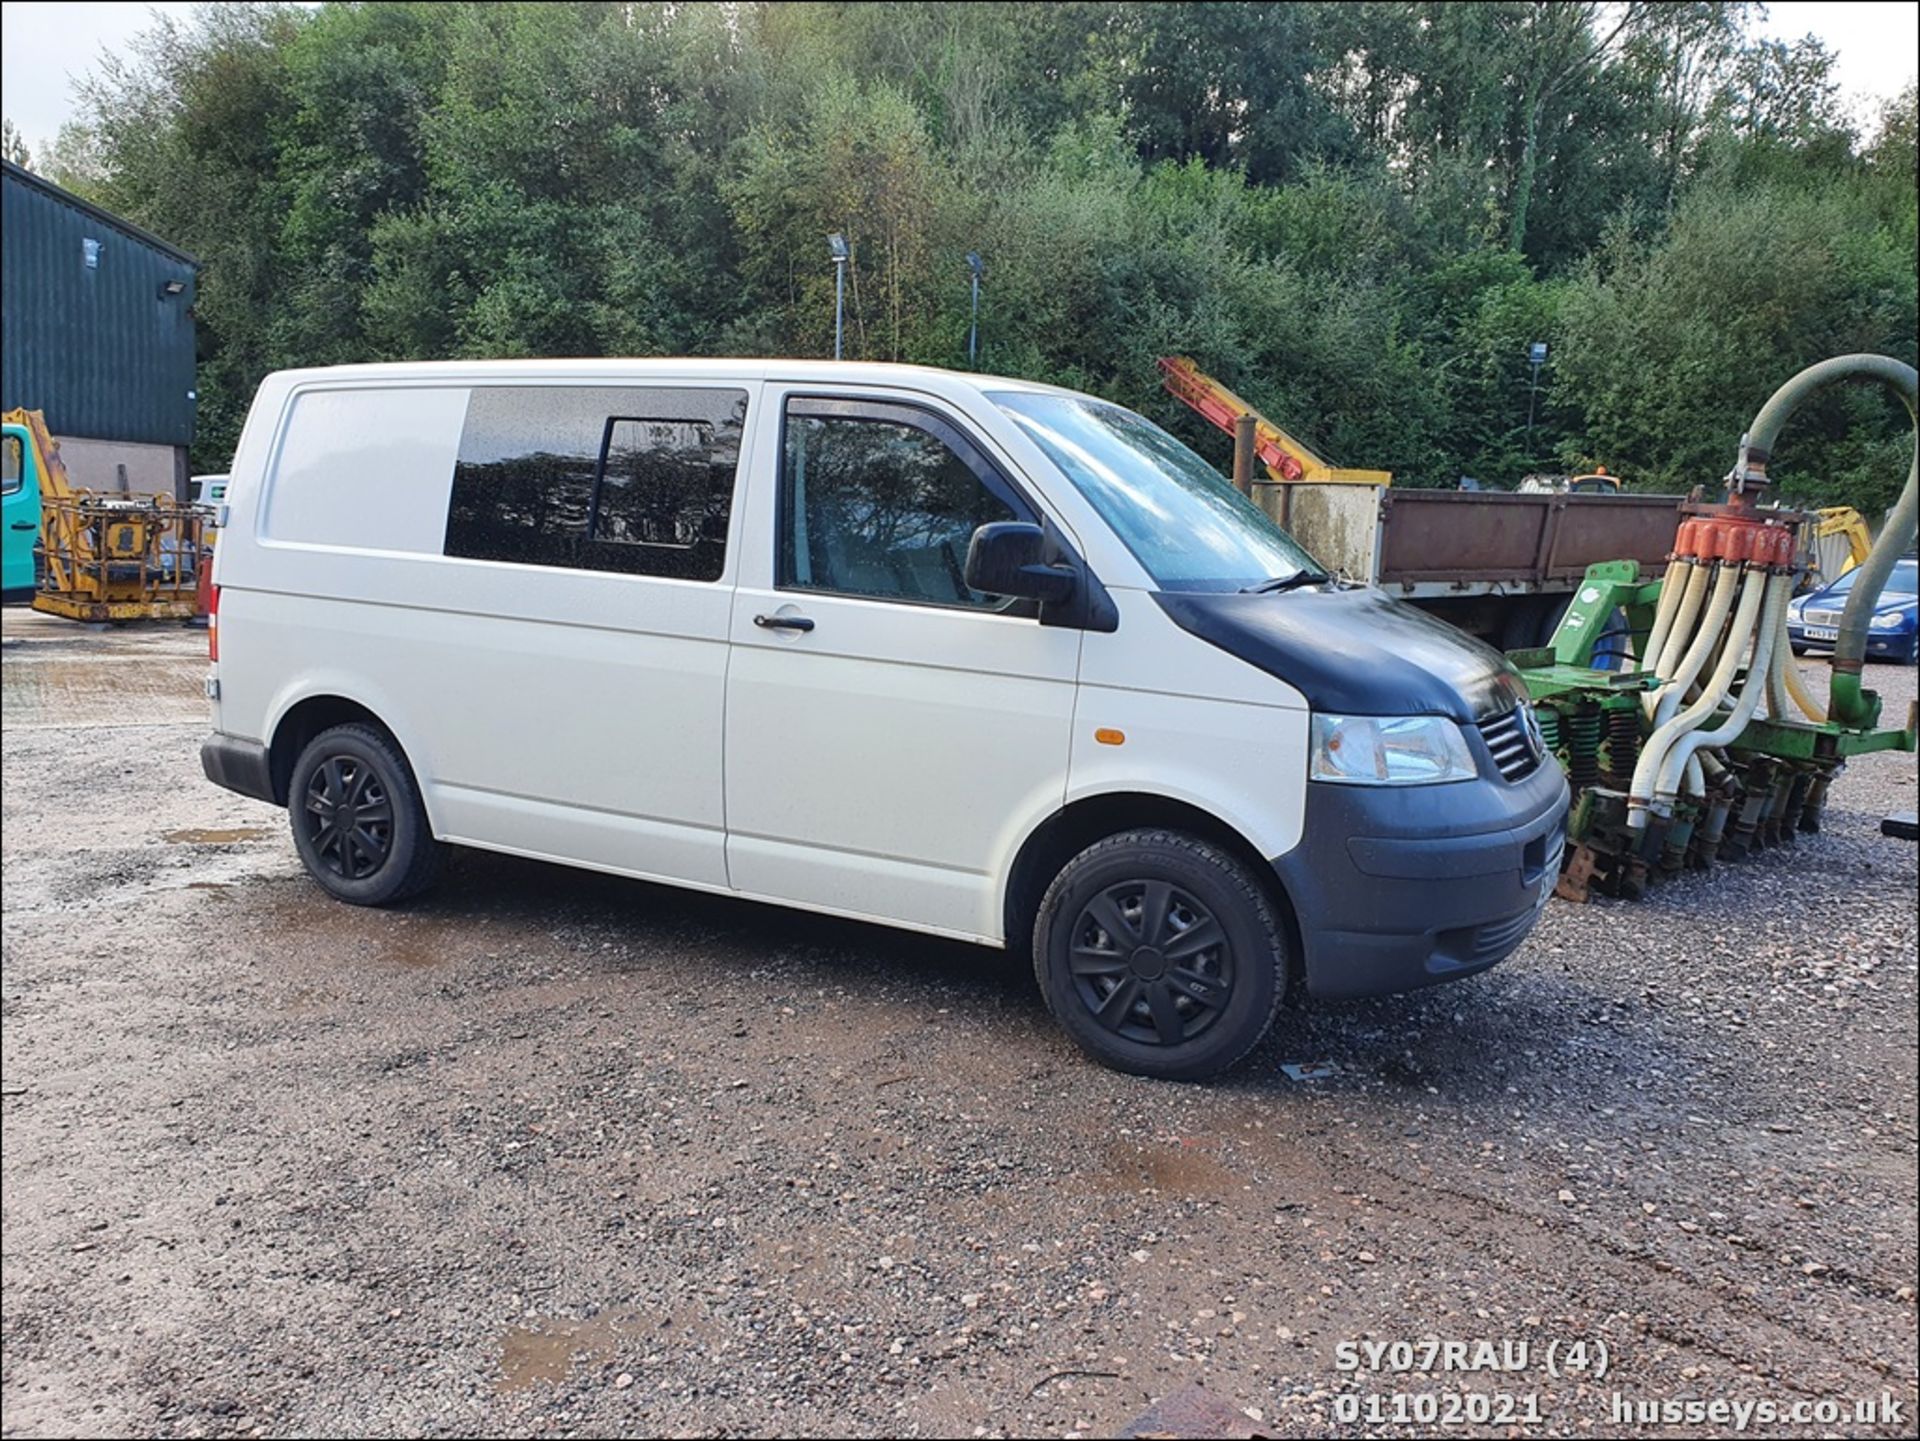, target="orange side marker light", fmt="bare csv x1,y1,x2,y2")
1094,728,1126,746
